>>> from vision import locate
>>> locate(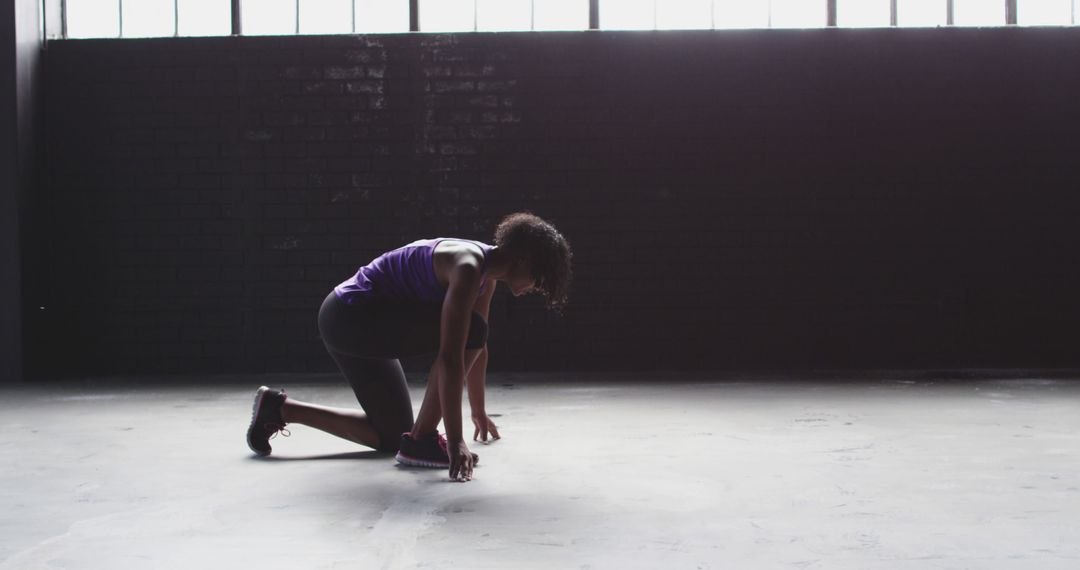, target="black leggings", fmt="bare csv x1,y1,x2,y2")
316,291,489,452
